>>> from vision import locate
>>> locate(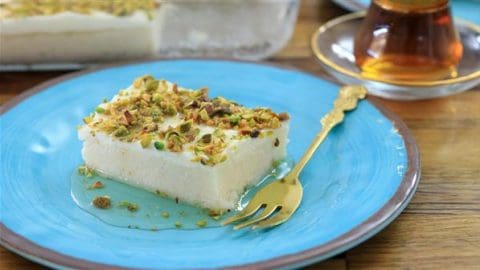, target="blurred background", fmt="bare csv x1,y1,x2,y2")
1,1,479,269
